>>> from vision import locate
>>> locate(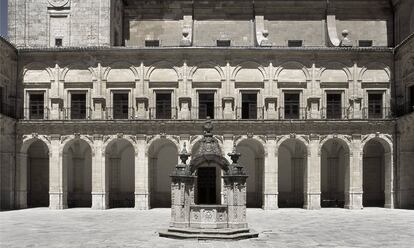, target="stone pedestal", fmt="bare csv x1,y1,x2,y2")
222,97,234,119
92,192,108,210
223,175,248,228
135,97,148,119
49,192,67,210
170,176,196,228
